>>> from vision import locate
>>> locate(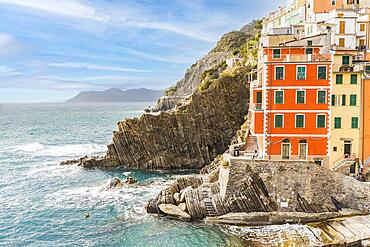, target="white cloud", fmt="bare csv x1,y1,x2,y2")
0,0,216,42
0,65,22,77
48,62,152,73
0,0,104,21
0,33,15,48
